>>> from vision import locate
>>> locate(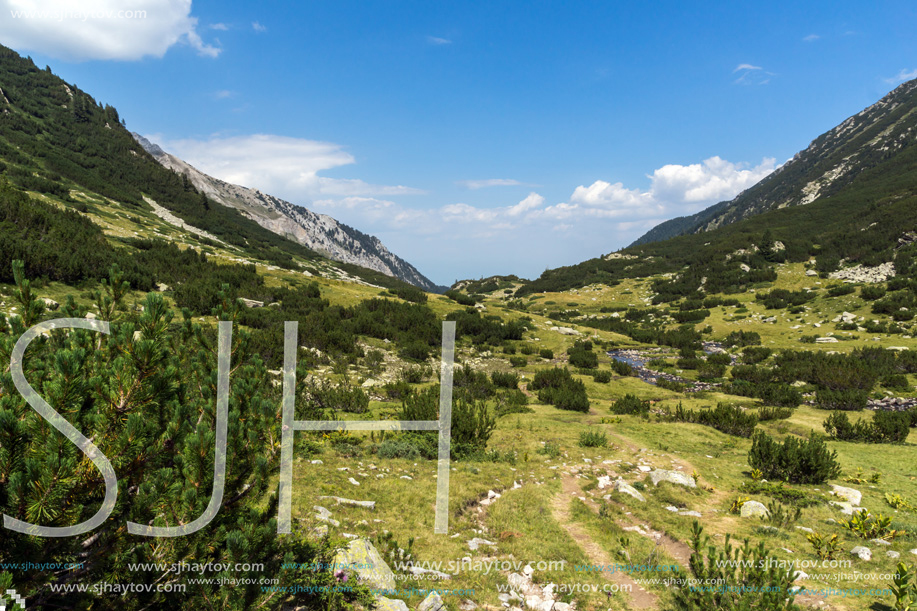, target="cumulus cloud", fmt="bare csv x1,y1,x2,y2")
649,156,776,203
313,155,775,240
308,156,776,283
252,21,266,32
456,178,525,189
161,133,425,200
884,68,917,85
0,0,220,60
